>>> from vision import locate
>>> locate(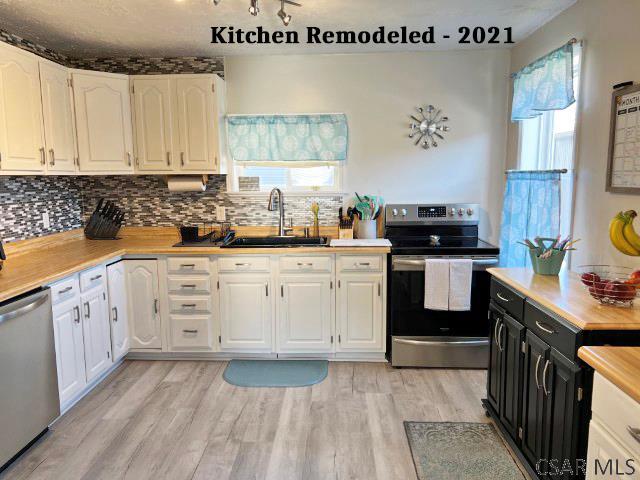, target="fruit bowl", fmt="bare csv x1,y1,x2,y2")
578,265,640,307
